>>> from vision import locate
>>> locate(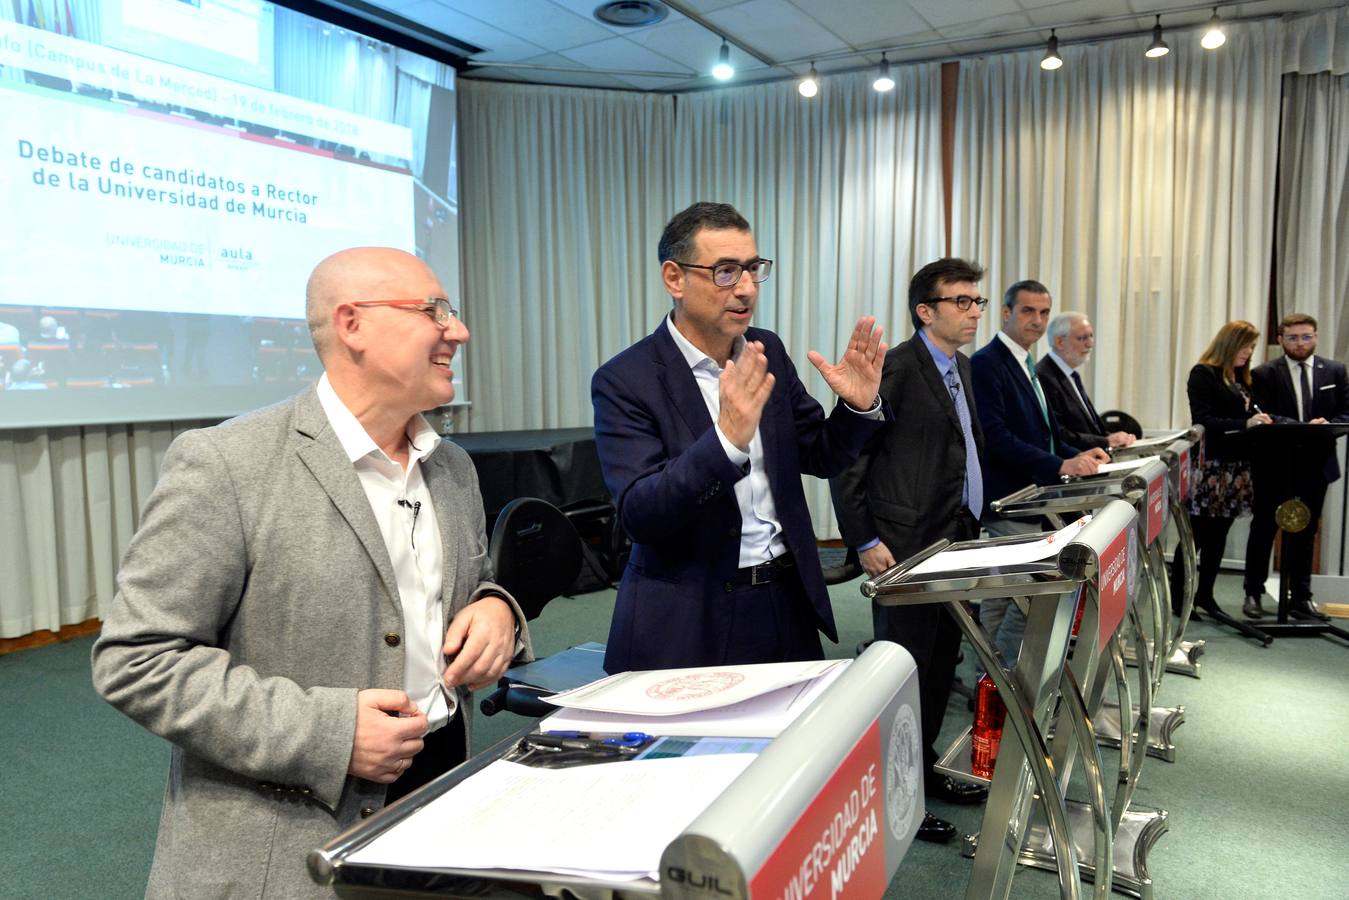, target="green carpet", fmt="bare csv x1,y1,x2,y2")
2,571,1345,898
